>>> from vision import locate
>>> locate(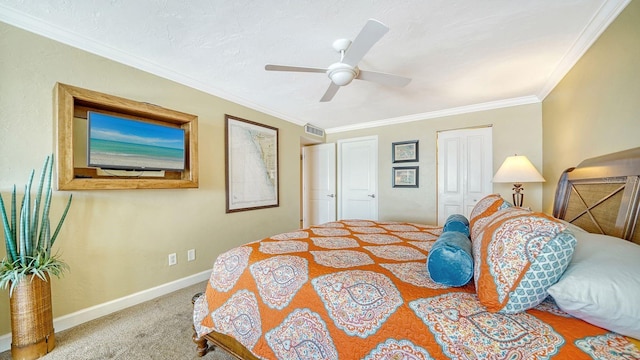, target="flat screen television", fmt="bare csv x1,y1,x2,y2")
87,111,186,171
